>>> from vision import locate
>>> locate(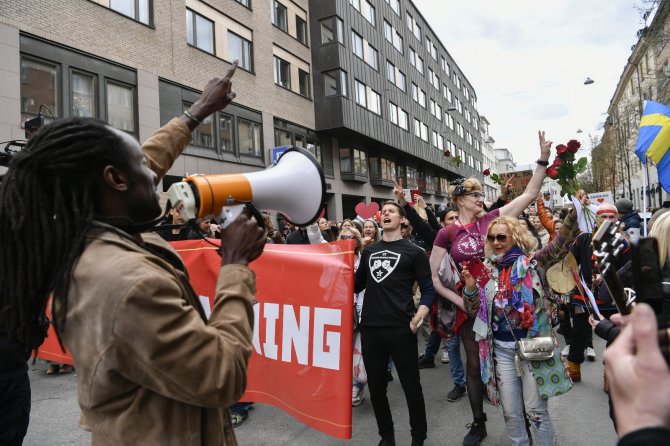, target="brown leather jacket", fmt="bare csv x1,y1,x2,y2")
62,119,255,445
